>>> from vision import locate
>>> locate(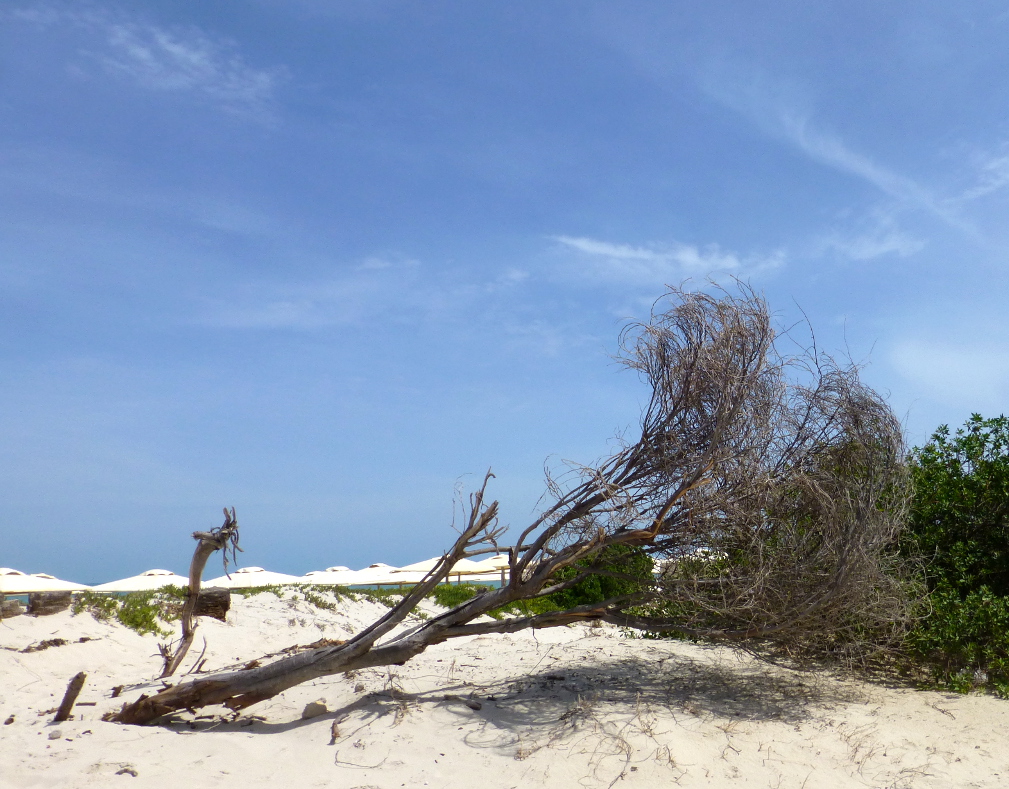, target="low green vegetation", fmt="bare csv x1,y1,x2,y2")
429,545,654,620
72,588,185,637
65,552,654,642
549,545,654,610
235,584,290,599
300,587,340,610
904,414,1009,696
